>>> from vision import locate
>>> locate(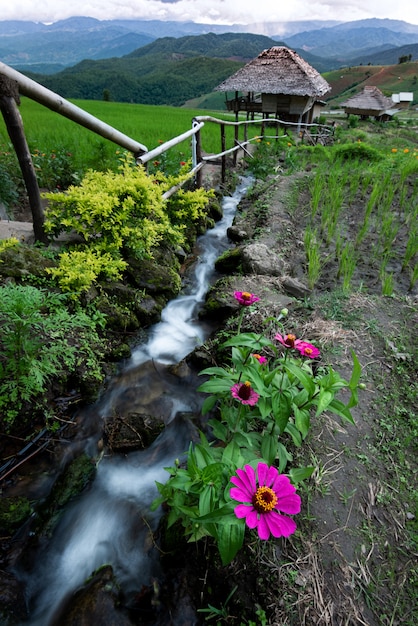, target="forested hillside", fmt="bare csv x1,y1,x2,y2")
19,31,418,108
